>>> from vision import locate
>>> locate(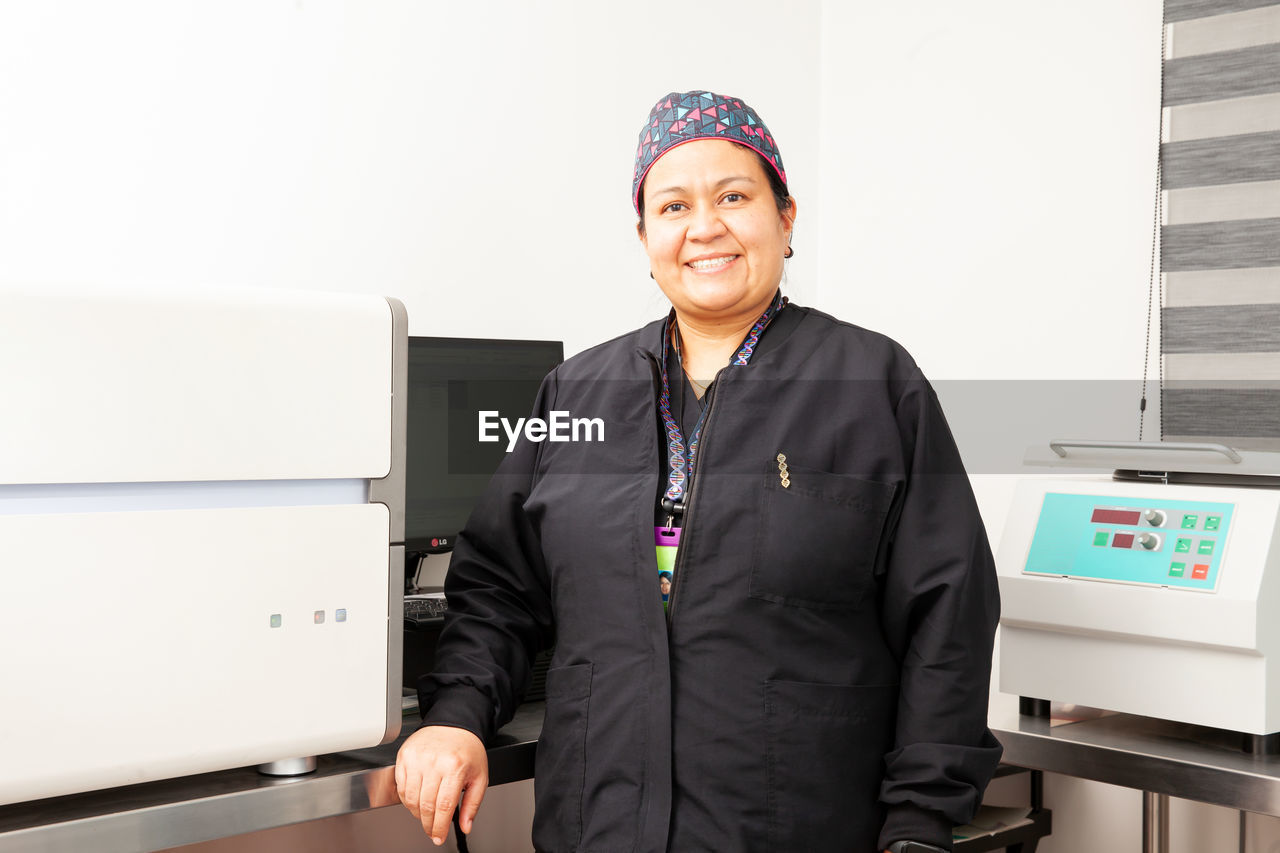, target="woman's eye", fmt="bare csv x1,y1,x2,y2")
662,202,686,214
722,192,744,203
